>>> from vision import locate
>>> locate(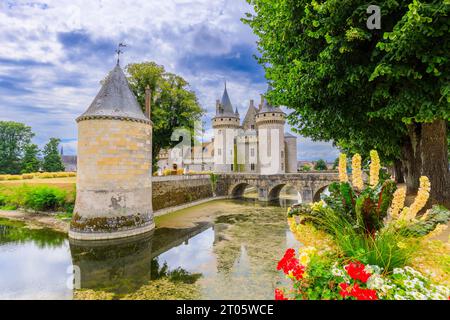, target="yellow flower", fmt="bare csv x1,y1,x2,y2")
310,200,325,211
338,153,348,182
287,207,292,214
409,176,430,219
425,224,448,239
397,241,407,249
369,150,380,187
299,253,310,266
389,188,406,219
351,154,363,190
